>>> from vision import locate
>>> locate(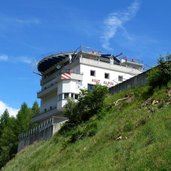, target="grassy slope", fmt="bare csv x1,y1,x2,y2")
3,86,171,171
